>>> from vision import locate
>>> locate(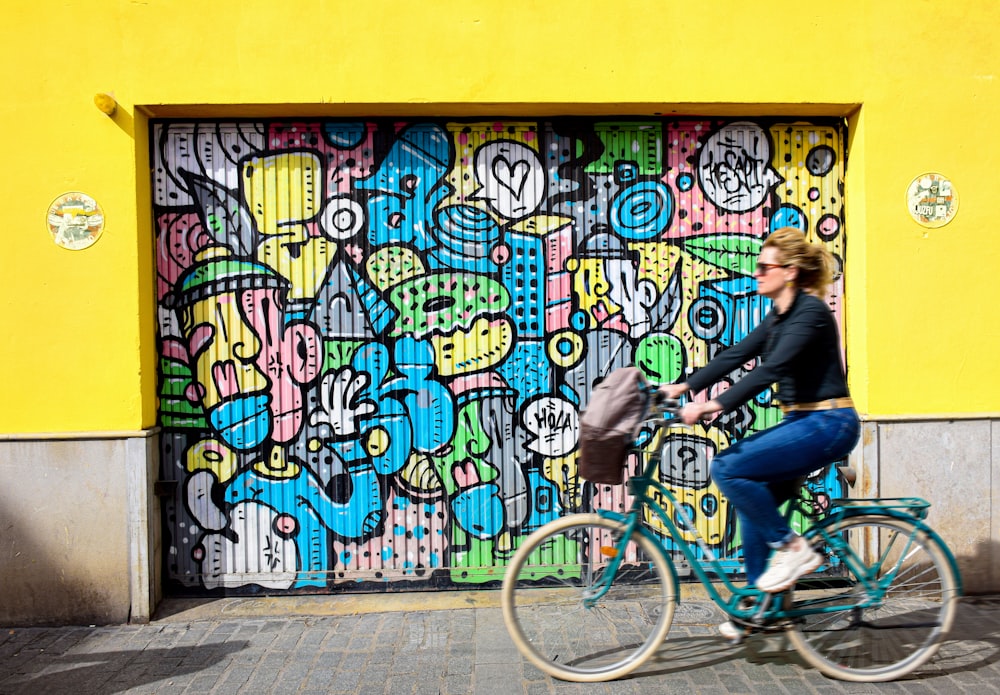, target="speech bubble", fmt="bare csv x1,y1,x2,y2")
522,395,579,457
472,140,545,219
698,121,781,213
